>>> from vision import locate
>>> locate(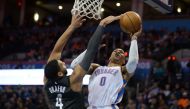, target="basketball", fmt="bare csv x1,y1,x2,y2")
120,11,142,34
